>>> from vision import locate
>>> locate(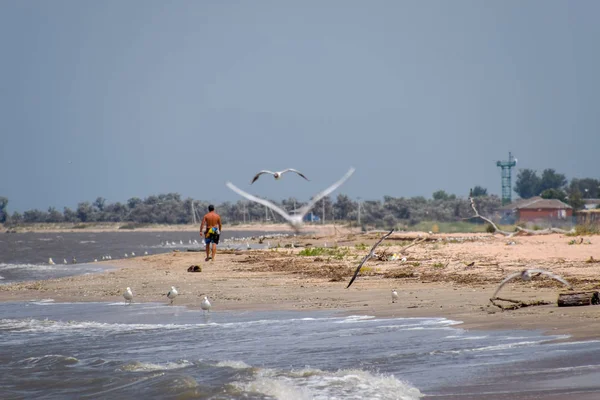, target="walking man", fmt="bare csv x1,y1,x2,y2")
200,204,222,261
